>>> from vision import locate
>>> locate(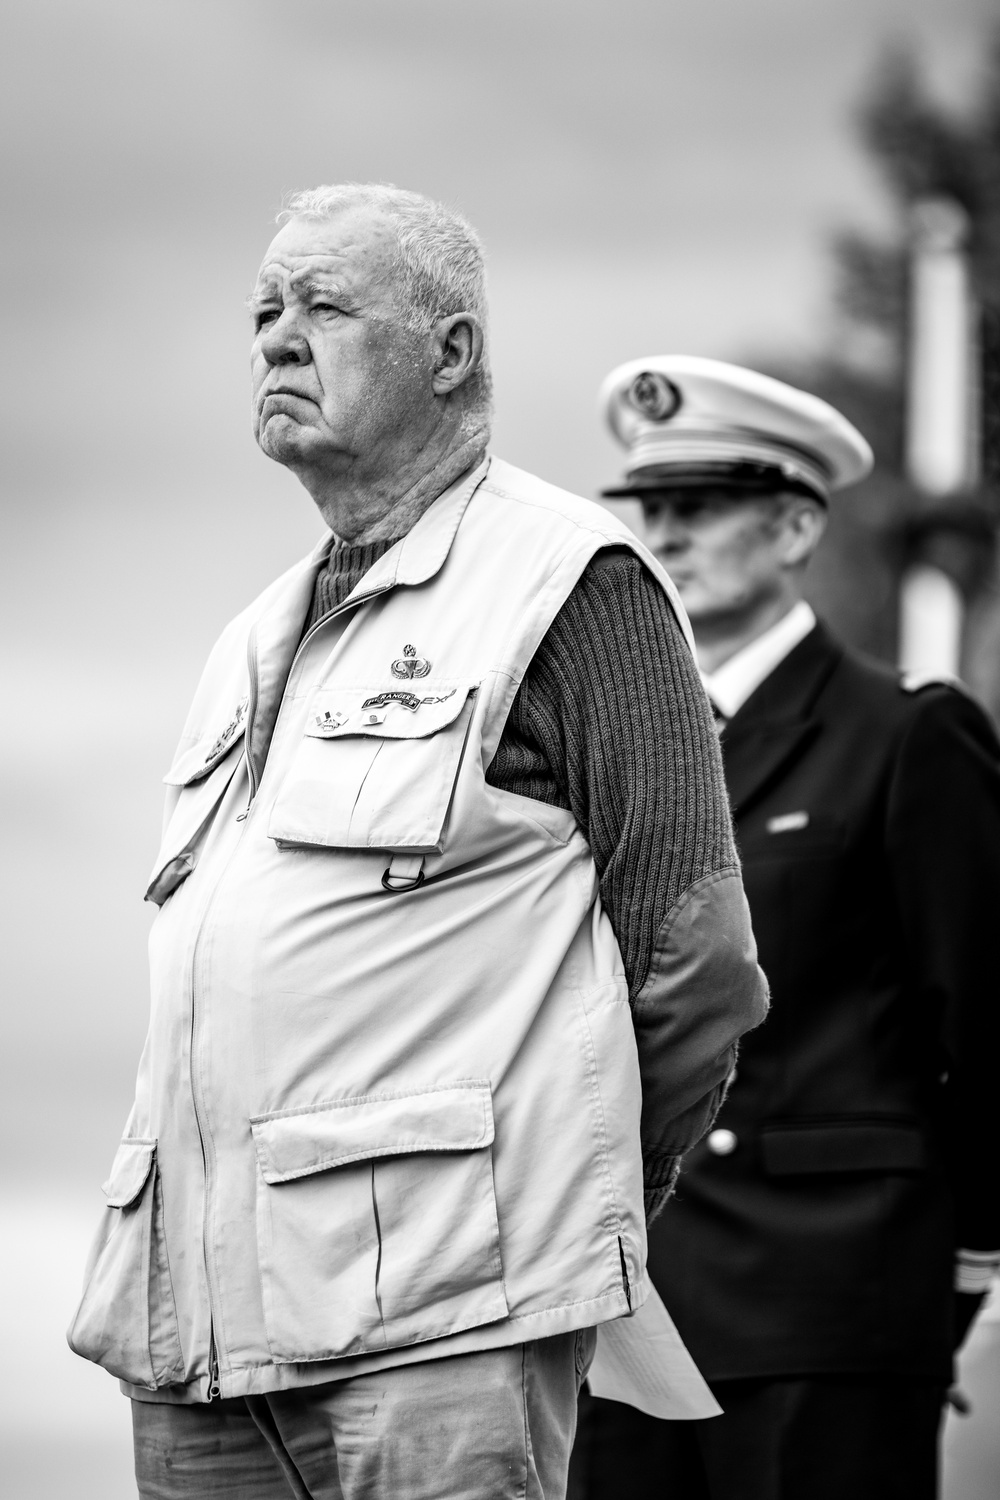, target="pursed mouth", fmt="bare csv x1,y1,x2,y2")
261,388,317,405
